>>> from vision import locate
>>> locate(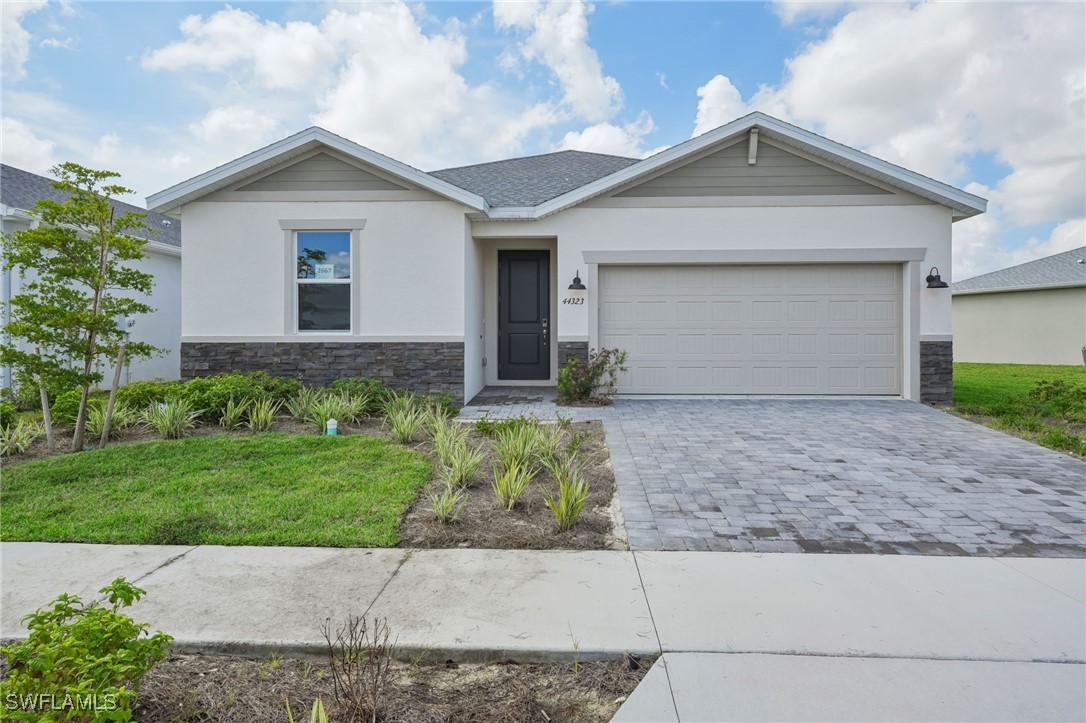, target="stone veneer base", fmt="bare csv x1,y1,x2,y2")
180,341,465,402
557,341,590,369
920,340,953,405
